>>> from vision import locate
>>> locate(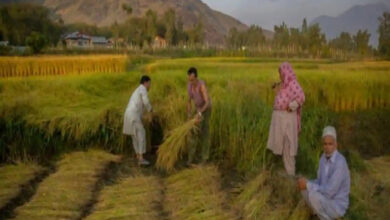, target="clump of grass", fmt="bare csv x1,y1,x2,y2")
235,171,310,219
234,171,270,218
346,156,390,219
13,149,120,220
369,156,390,187
164,165,234,219
289,200,312,220
156,118,198,171
85,173,163,220
0,163,43,208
